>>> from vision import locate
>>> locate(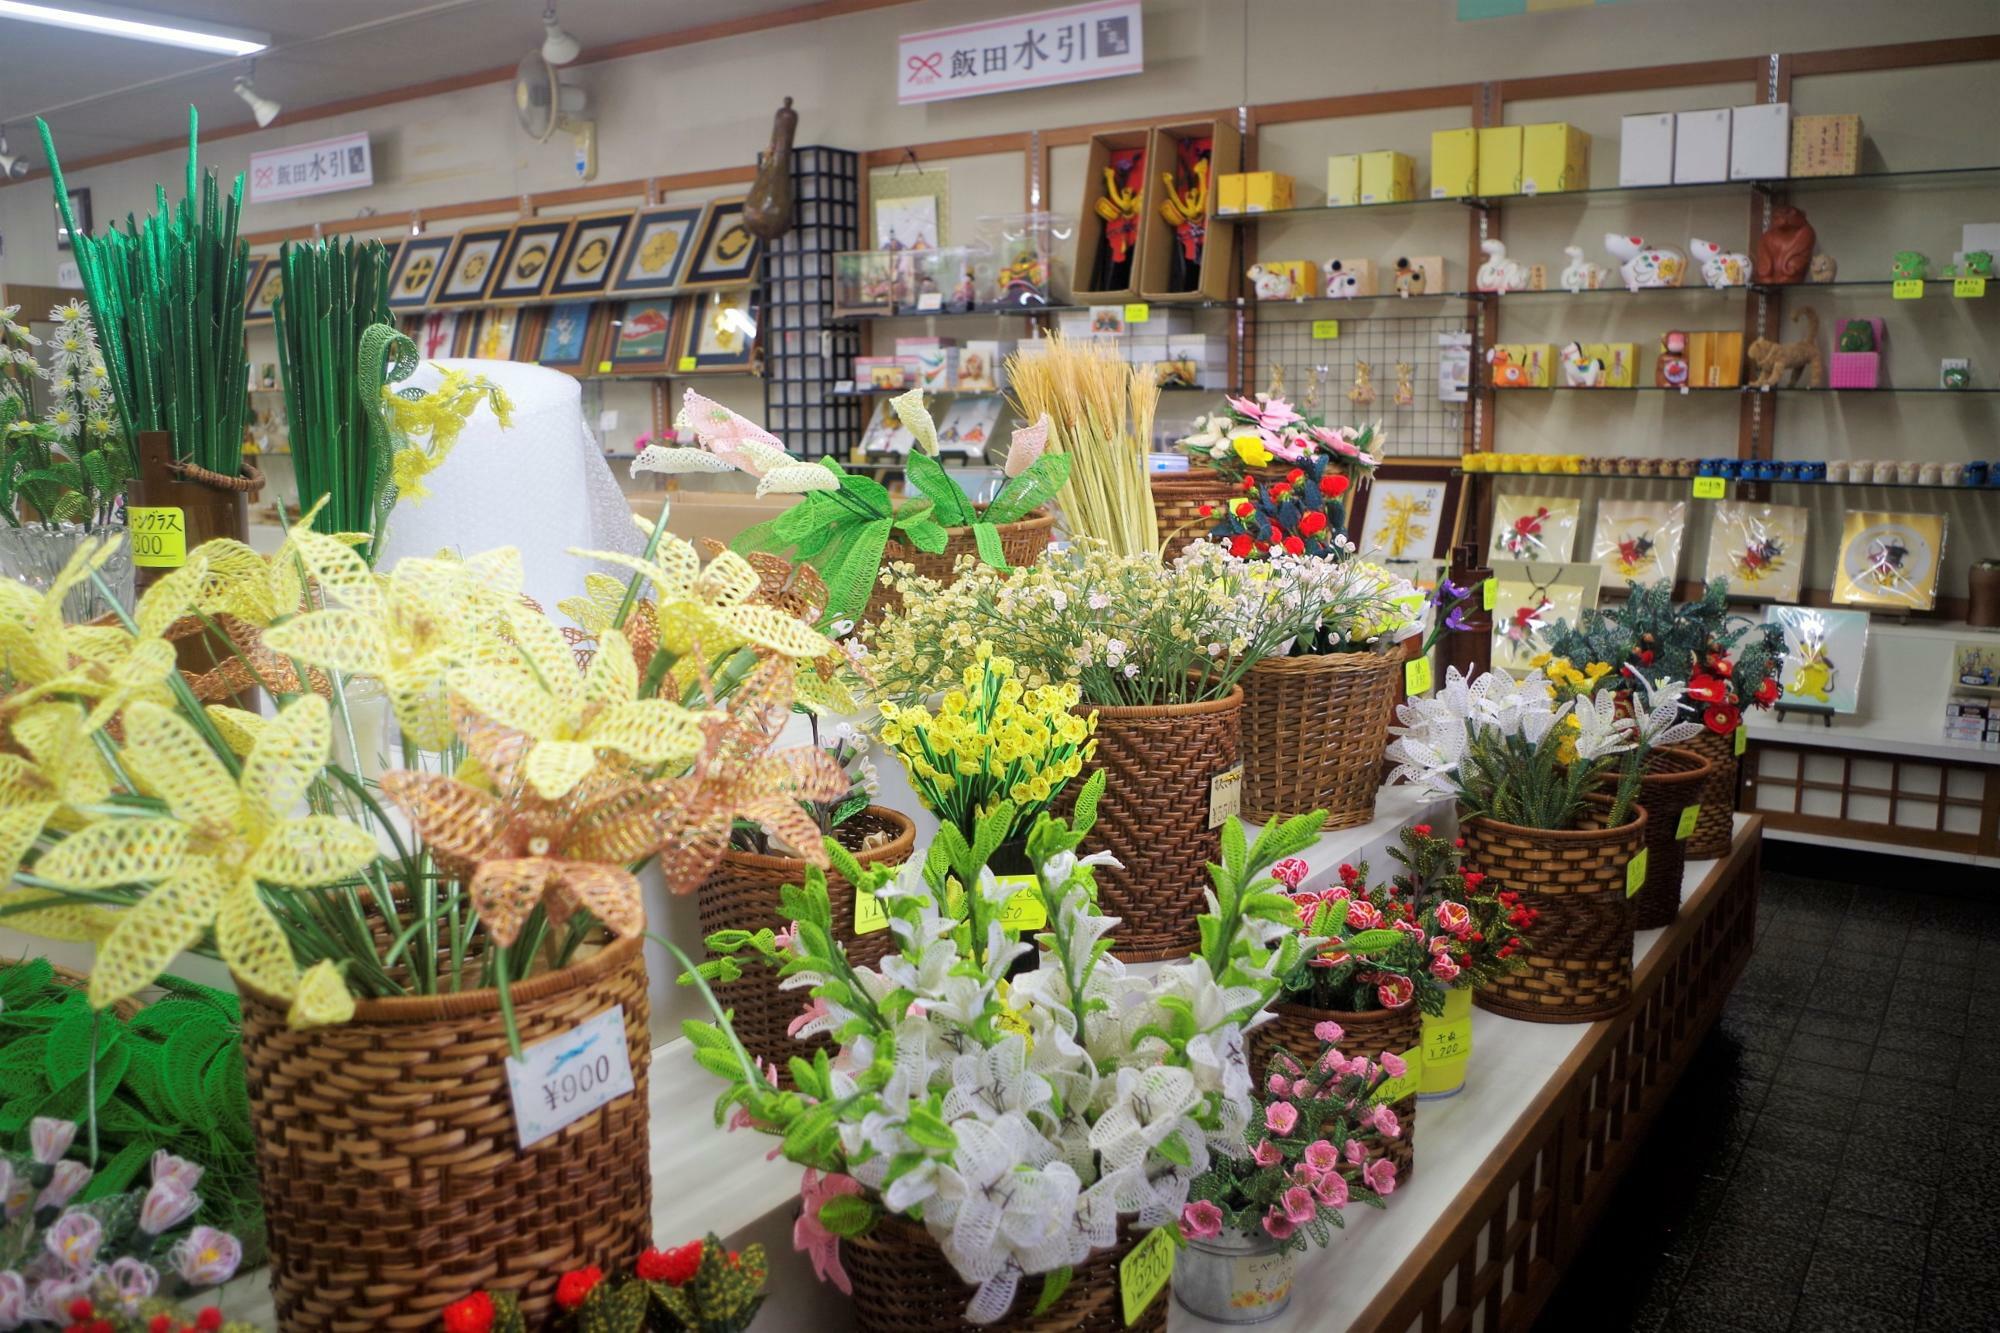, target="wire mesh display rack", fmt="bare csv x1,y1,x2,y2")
1243,309,1475,458
762,145,864,461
